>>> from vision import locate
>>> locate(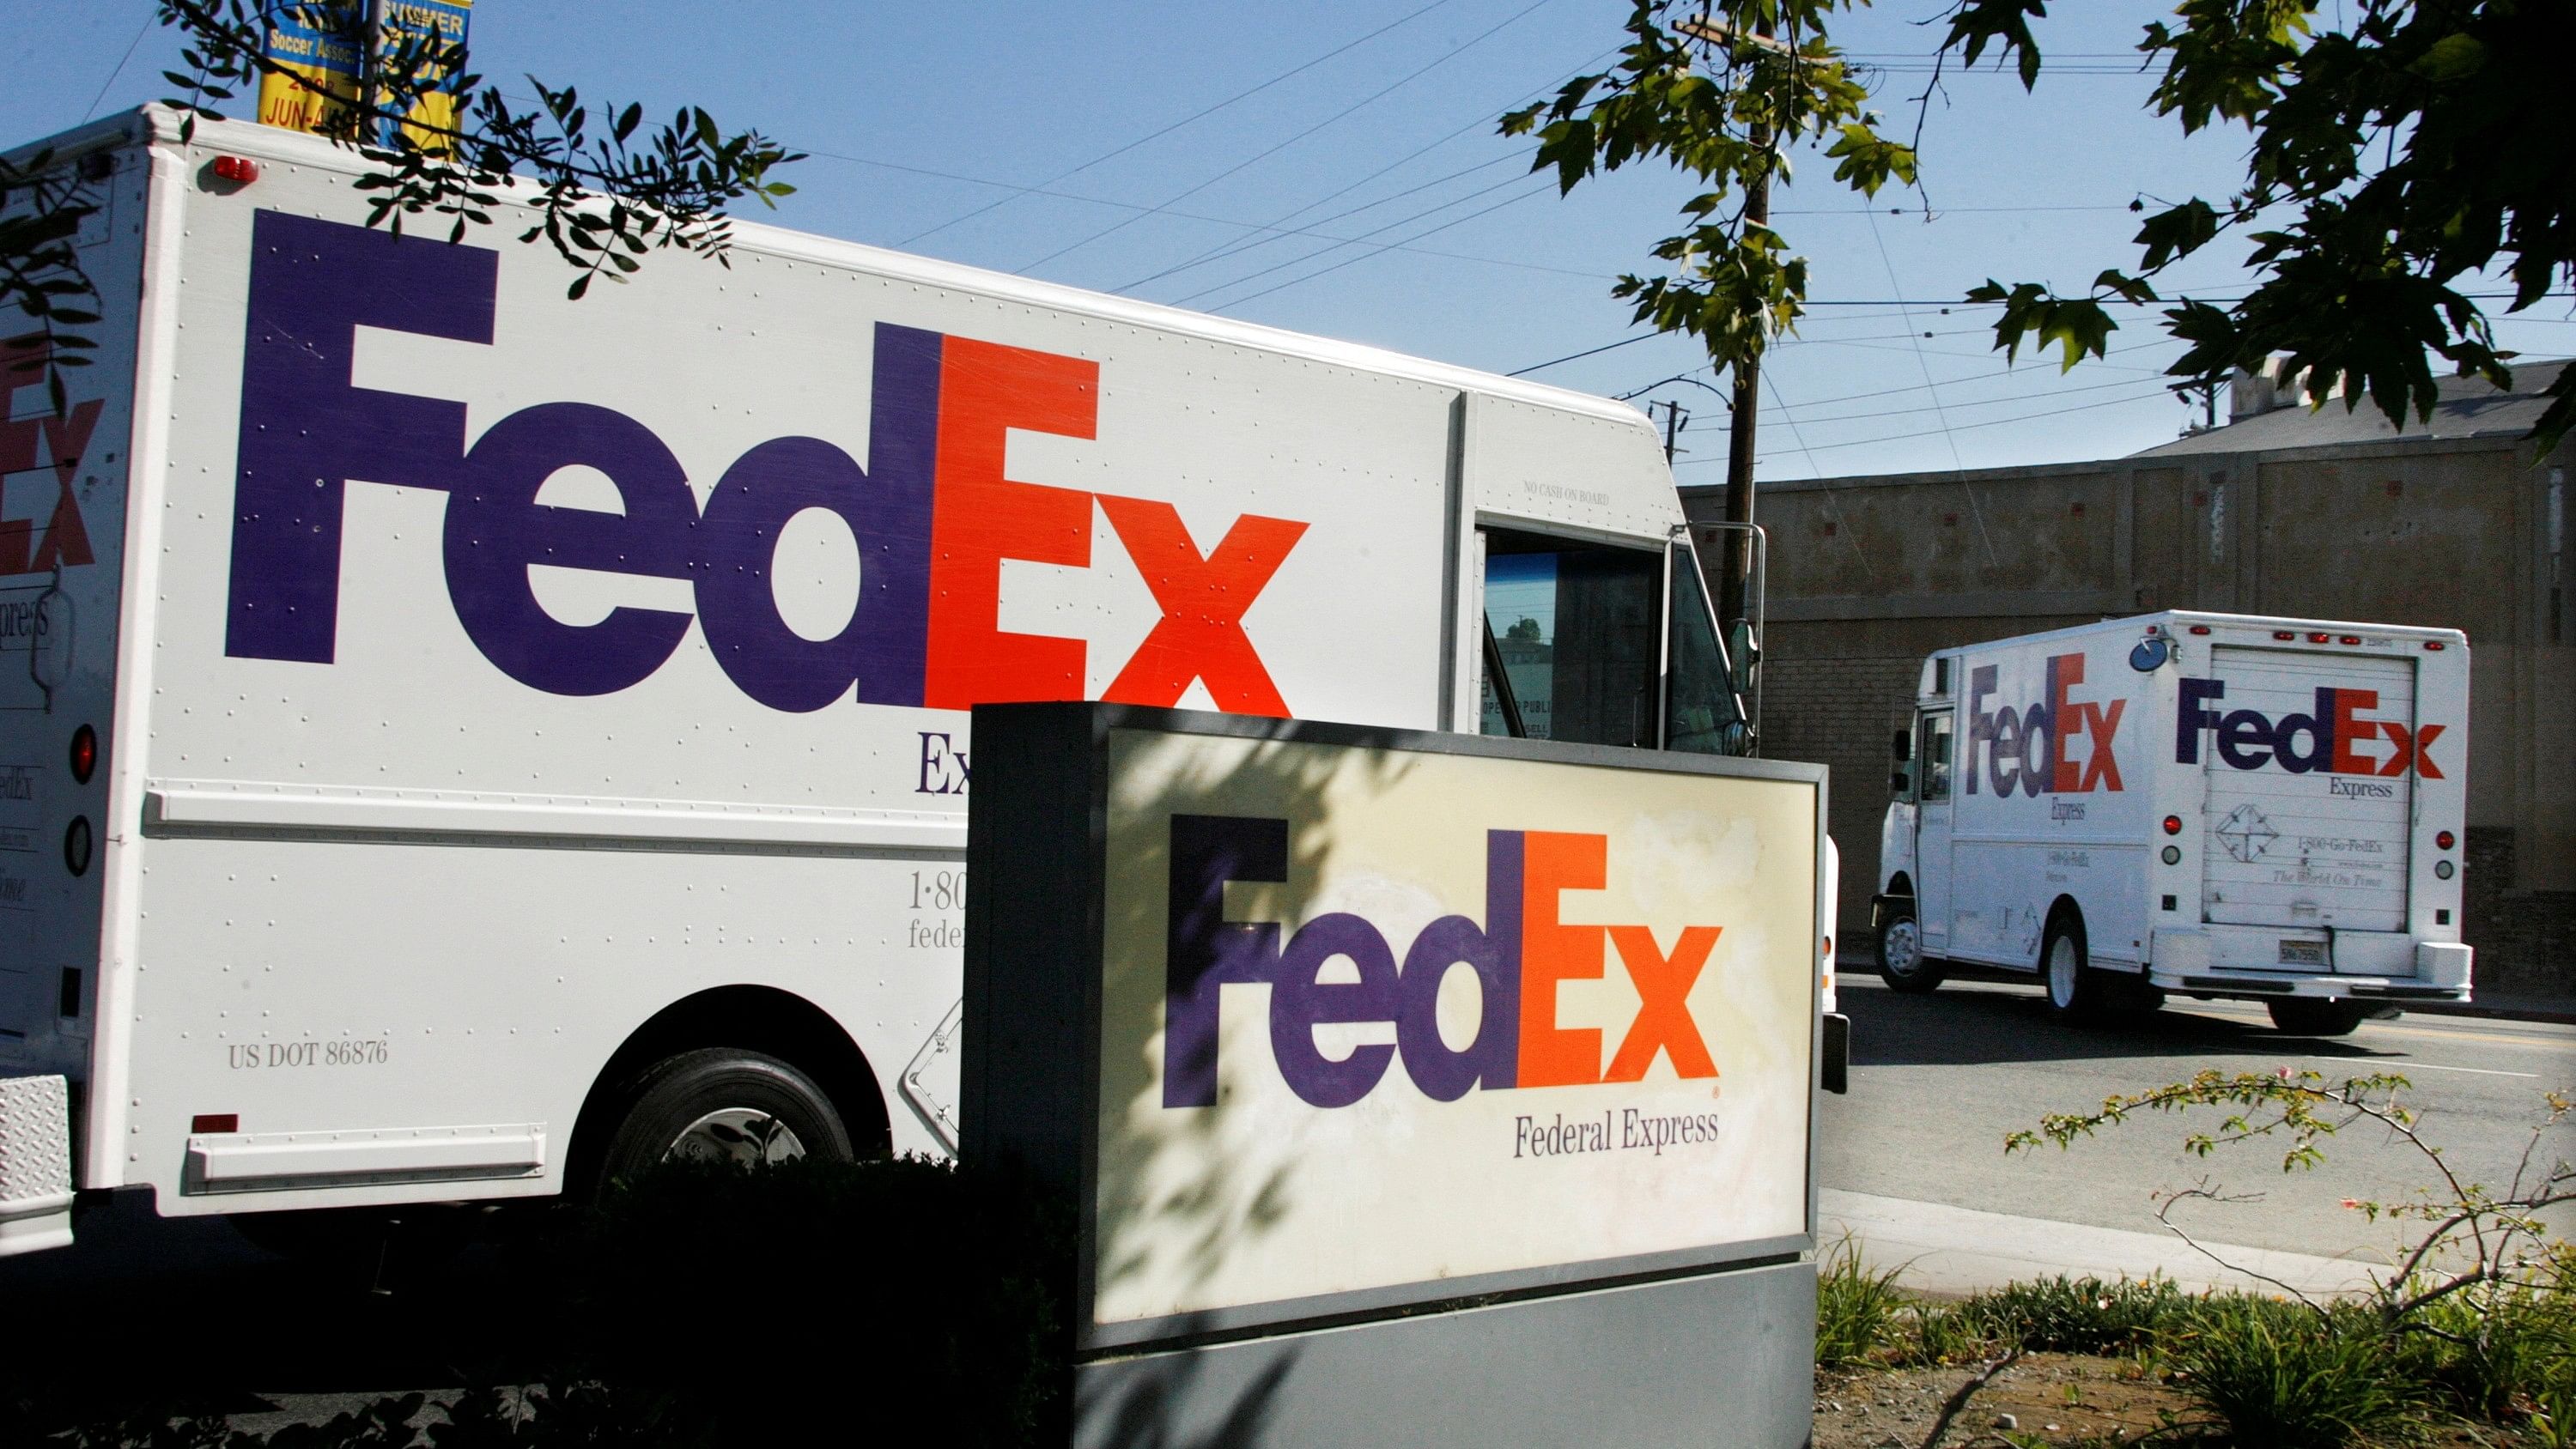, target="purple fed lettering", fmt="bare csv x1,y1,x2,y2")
1162,814,1289,1109
444,403,697,696
1269,912,1400,1109
228,209,495,664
